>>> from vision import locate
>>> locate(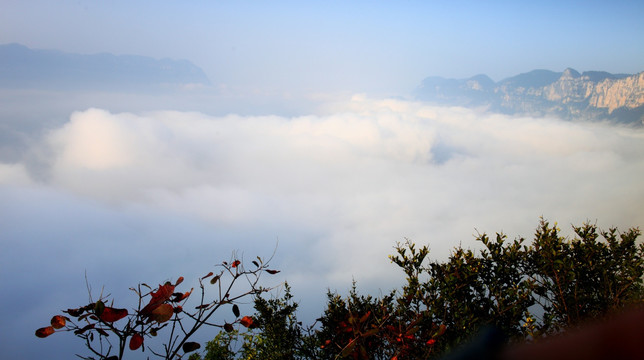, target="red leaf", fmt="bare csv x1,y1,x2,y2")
151,304,174,323
173,305,183,314
239,316,256,328
266,269,280,274
231,260,241,268
175,277,184,286
99,307,128,322
129,334,144,350
201,272,214,279
141,283,175,315
426,339,436,346
50,315,66,329
35,326,55,338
